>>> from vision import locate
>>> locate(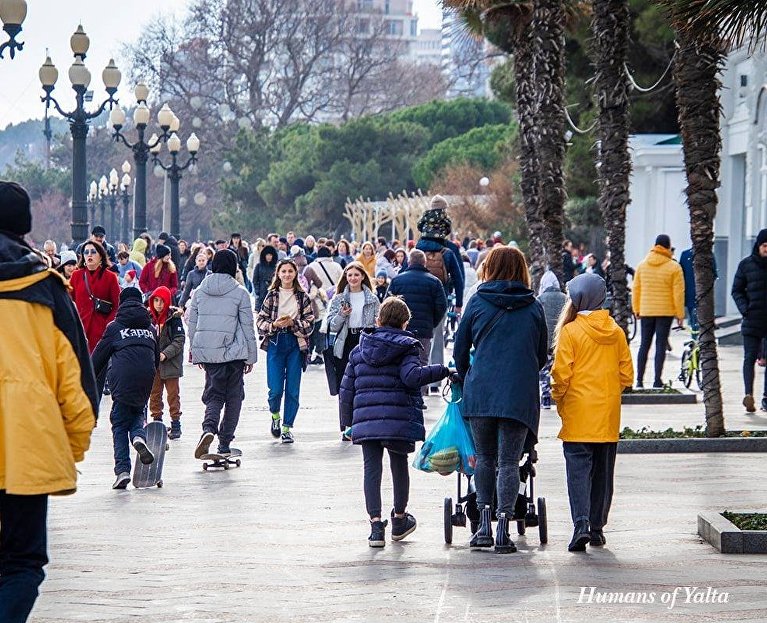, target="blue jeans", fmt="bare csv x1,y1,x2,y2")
266,332,303,427
469,418,528,516
562,442,617,529
110,401,147,475
0,491,48,623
